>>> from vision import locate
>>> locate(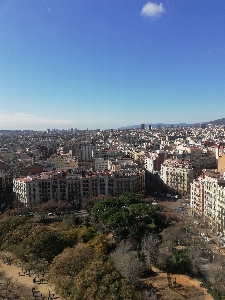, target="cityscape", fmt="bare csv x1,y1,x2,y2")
1,122,225,230
1,0,225,299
